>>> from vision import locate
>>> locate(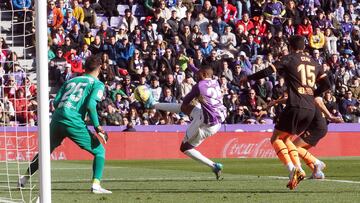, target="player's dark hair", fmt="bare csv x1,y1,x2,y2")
85,54,102,73
289,35,306,51
200,65,214,78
